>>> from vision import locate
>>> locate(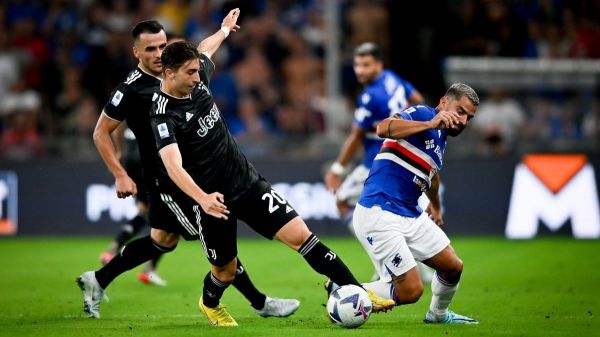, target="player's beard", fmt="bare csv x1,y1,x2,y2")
447,126,464,137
